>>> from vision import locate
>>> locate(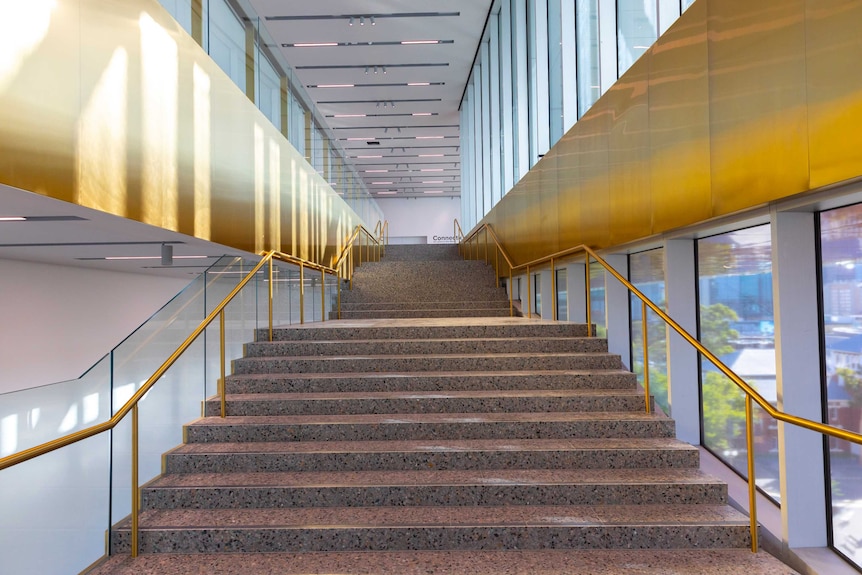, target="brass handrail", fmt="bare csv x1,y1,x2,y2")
0,247,347,556
332,224,381,294
461,223,862,553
